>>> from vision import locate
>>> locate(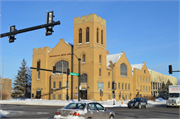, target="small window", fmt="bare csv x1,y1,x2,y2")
108,72,110,76
79,29,82,43
53,82,56,88
140,77,142,82
146,78,147,82
59,82,61,89
119,95,121,100
82,54,85,62
122,83,124,89
65,82,69,89
99,55,101,64
58,94,61,100
143,77,144,82
52,94,55,100
118,83,120,89
38,71,40,79
108,82,110,88
140,85,142,90
125,84,127,90
32,93,34,98
108,95,110,100
99,68,101,77
128,84,130,90
143,86,145,91
146,86,147,91
144,70,146,74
